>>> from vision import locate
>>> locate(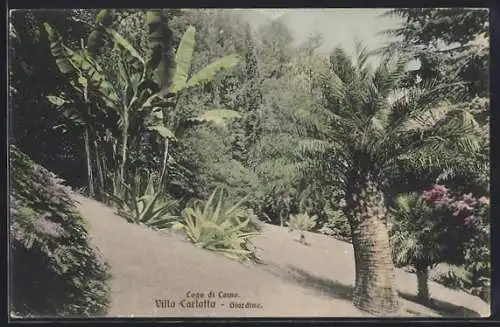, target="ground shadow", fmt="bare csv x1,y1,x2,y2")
264,264,354,302
264,263,481,317
399,292,481,318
